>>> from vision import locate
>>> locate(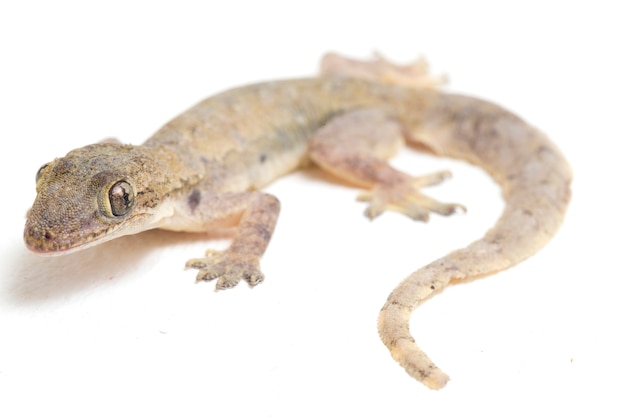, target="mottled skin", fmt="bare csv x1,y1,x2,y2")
24,53,571,389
